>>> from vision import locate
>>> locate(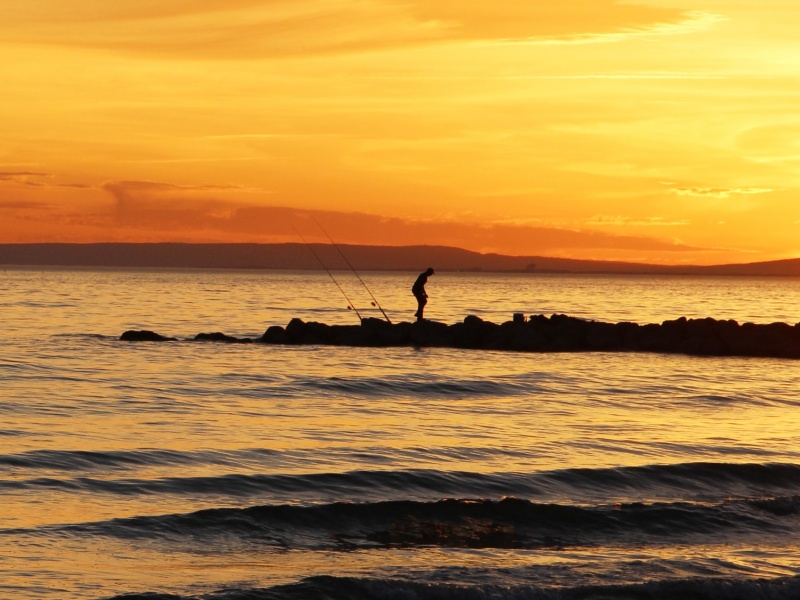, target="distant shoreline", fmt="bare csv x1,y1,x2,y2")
4,264,800,279
2,242,800,277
